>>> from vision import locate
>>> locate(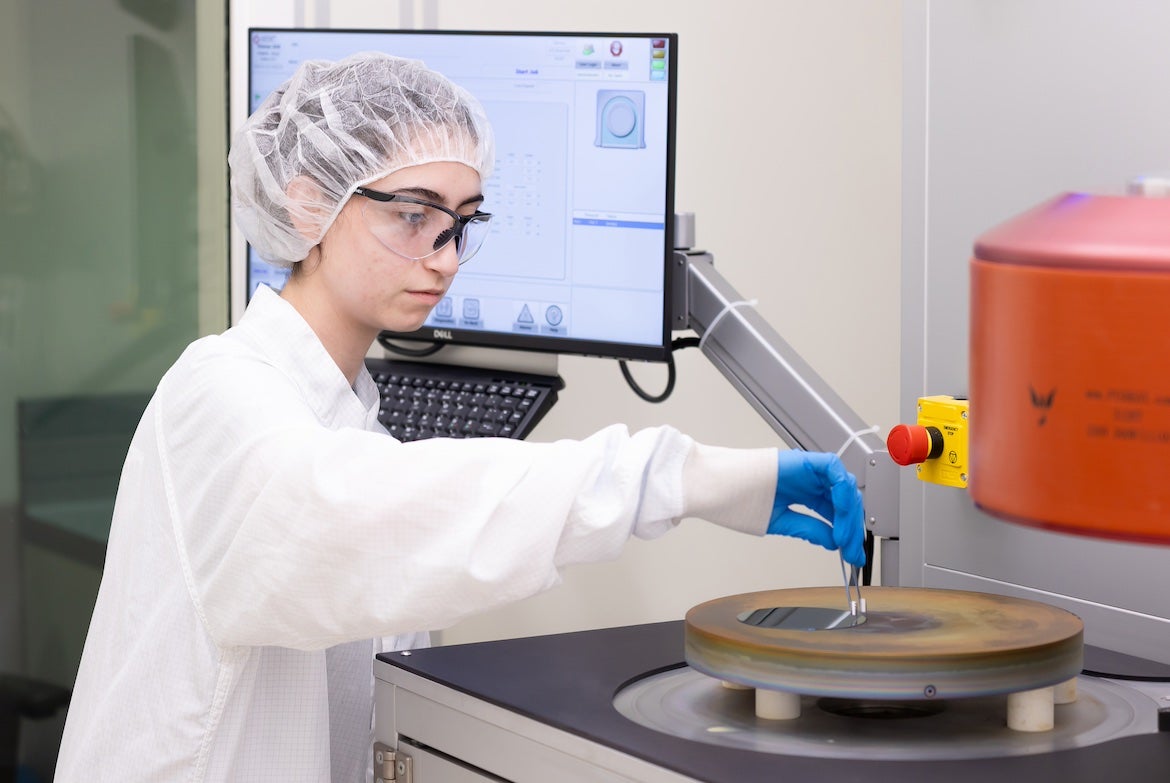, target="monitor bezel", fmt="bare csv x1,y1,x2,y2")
241,27,679,364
